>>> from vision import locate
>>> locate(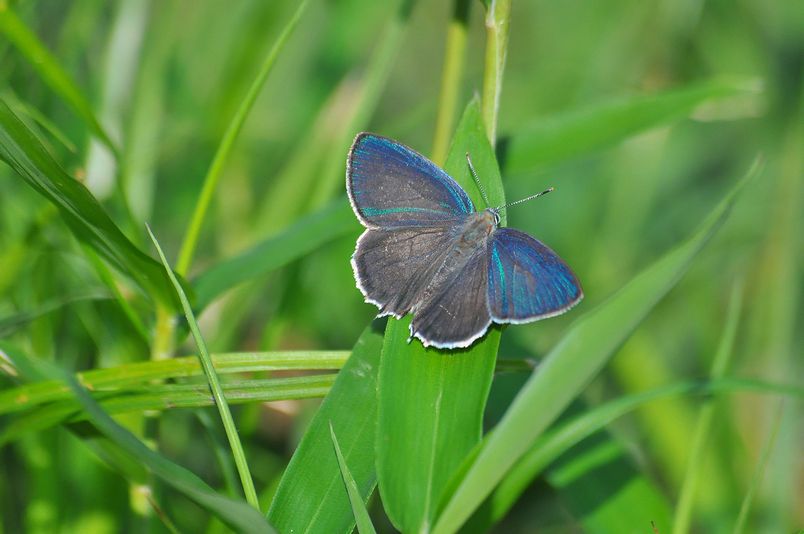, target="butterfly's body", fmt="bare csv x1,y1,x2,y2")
347,133,583,349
